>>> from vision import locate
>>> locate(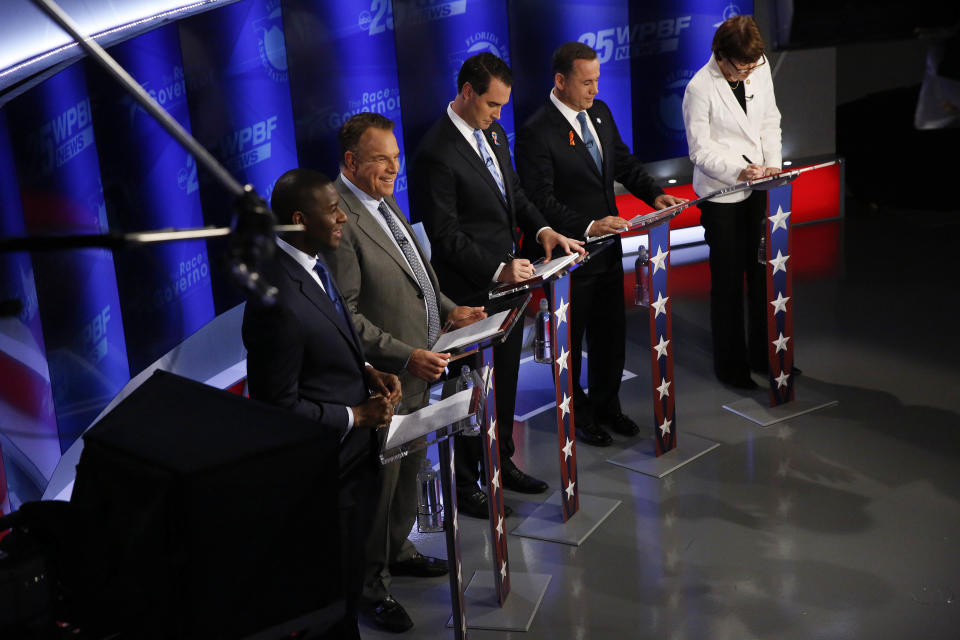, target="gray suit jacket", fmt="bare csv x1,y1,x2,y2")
325,174,457,410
